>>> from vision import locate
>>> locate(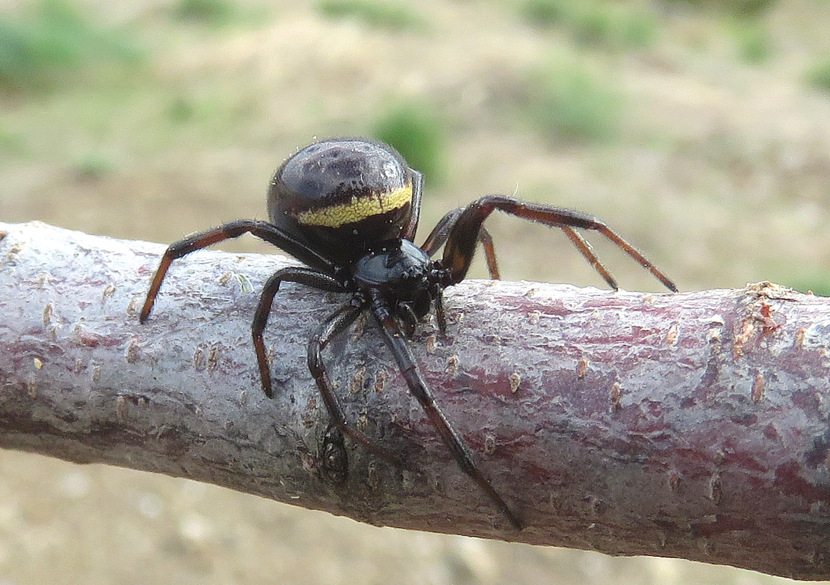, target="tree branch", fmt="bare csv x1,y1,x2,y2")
2,221,830,579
